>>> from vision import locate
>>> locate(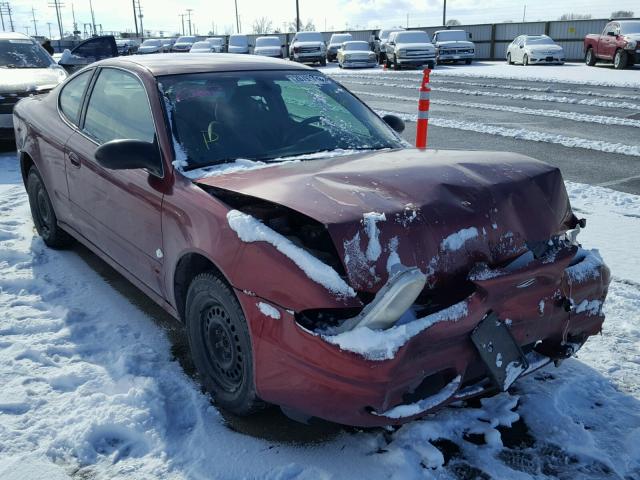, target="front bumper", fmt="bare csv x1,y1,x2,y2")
293,53,325,63
438,52,474,61
237,246,610,426
341,58,377,68
529,55,566,64
397,55,436,65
